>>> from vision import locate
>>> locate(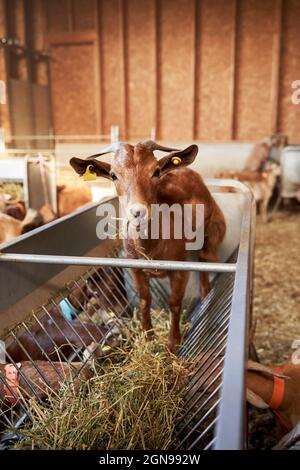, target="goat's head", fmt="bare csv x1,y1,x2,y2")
270,133,288,148
70,141,198,226
264,162,281,178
